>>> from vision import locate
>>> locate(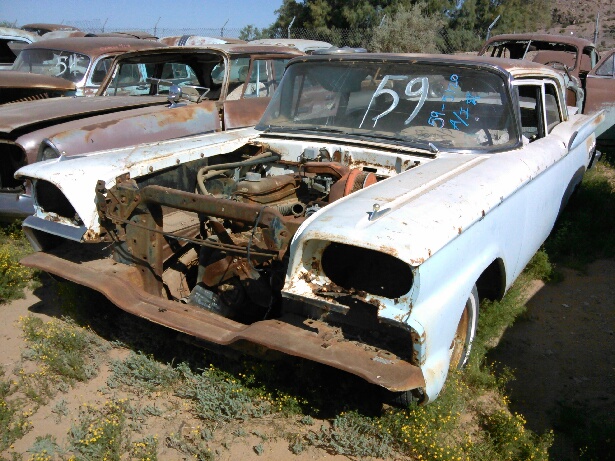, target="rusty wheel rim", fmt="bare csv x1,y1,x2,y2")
450,302,470,370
